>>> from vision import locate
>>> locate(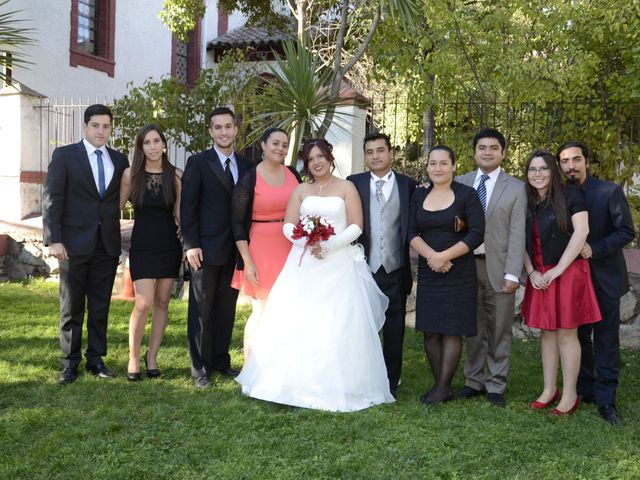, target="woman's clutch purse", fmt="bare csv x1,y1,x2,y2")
182,259,191,281
454,215,467,233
